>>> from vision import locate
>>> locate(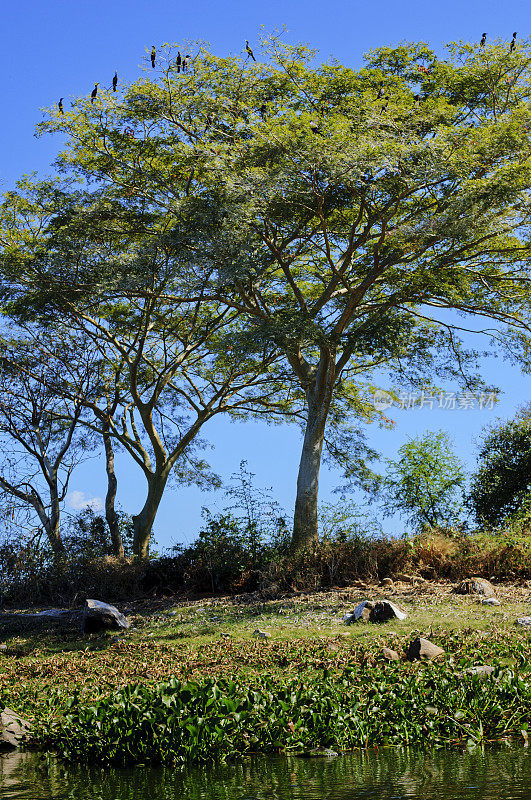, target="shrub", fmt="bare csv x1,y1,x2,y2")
263,531,410,591
410,527,531,580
